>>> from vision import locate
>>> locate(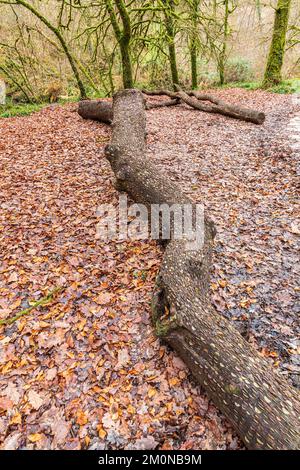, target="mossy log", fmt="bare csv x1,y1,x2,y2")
104,89,300,450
